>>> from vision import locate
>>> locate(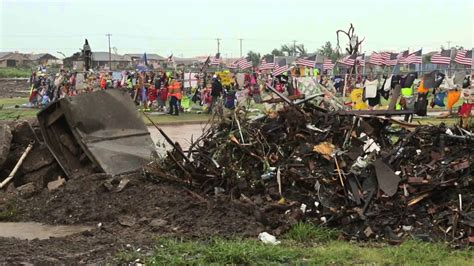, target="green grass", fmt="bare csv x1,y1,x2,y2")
0,97,29,106
285,222,339,243
0,202,18,221
115,237,473,265
0,97,210,124
0,67,32,78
